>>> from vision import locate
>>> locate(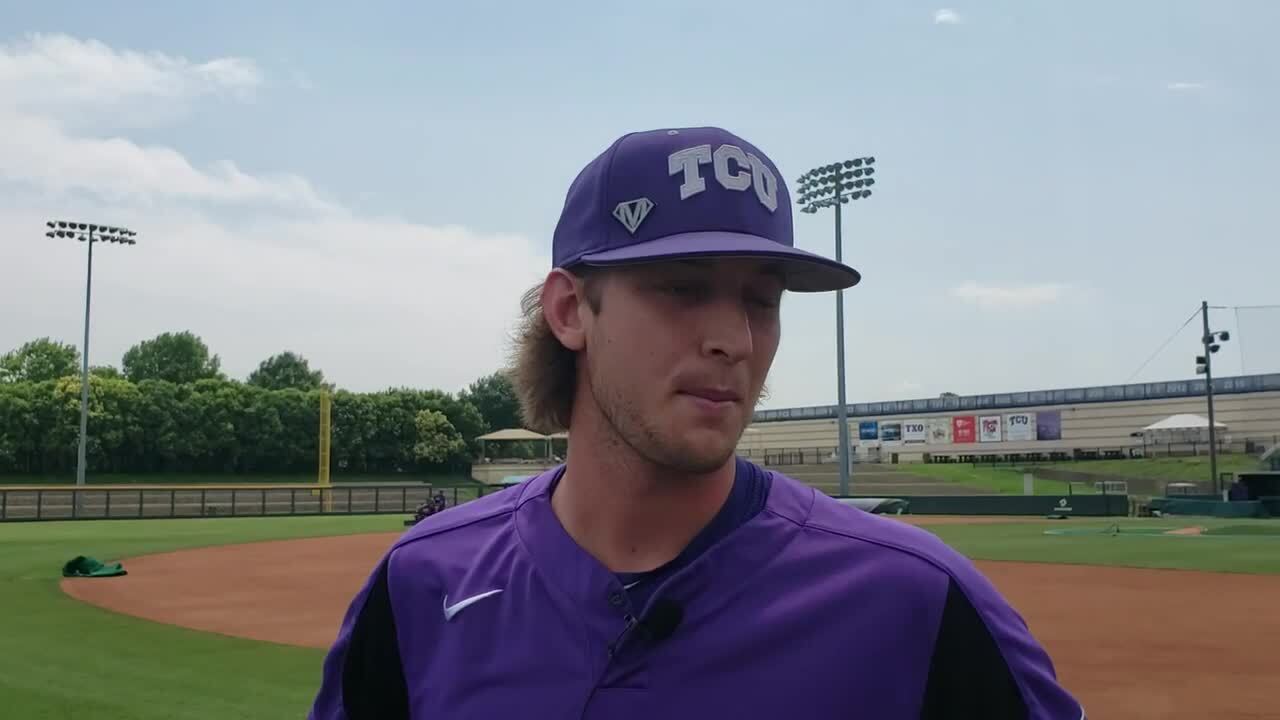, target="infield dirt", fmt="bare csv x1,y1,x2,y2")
63,524,1279,720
